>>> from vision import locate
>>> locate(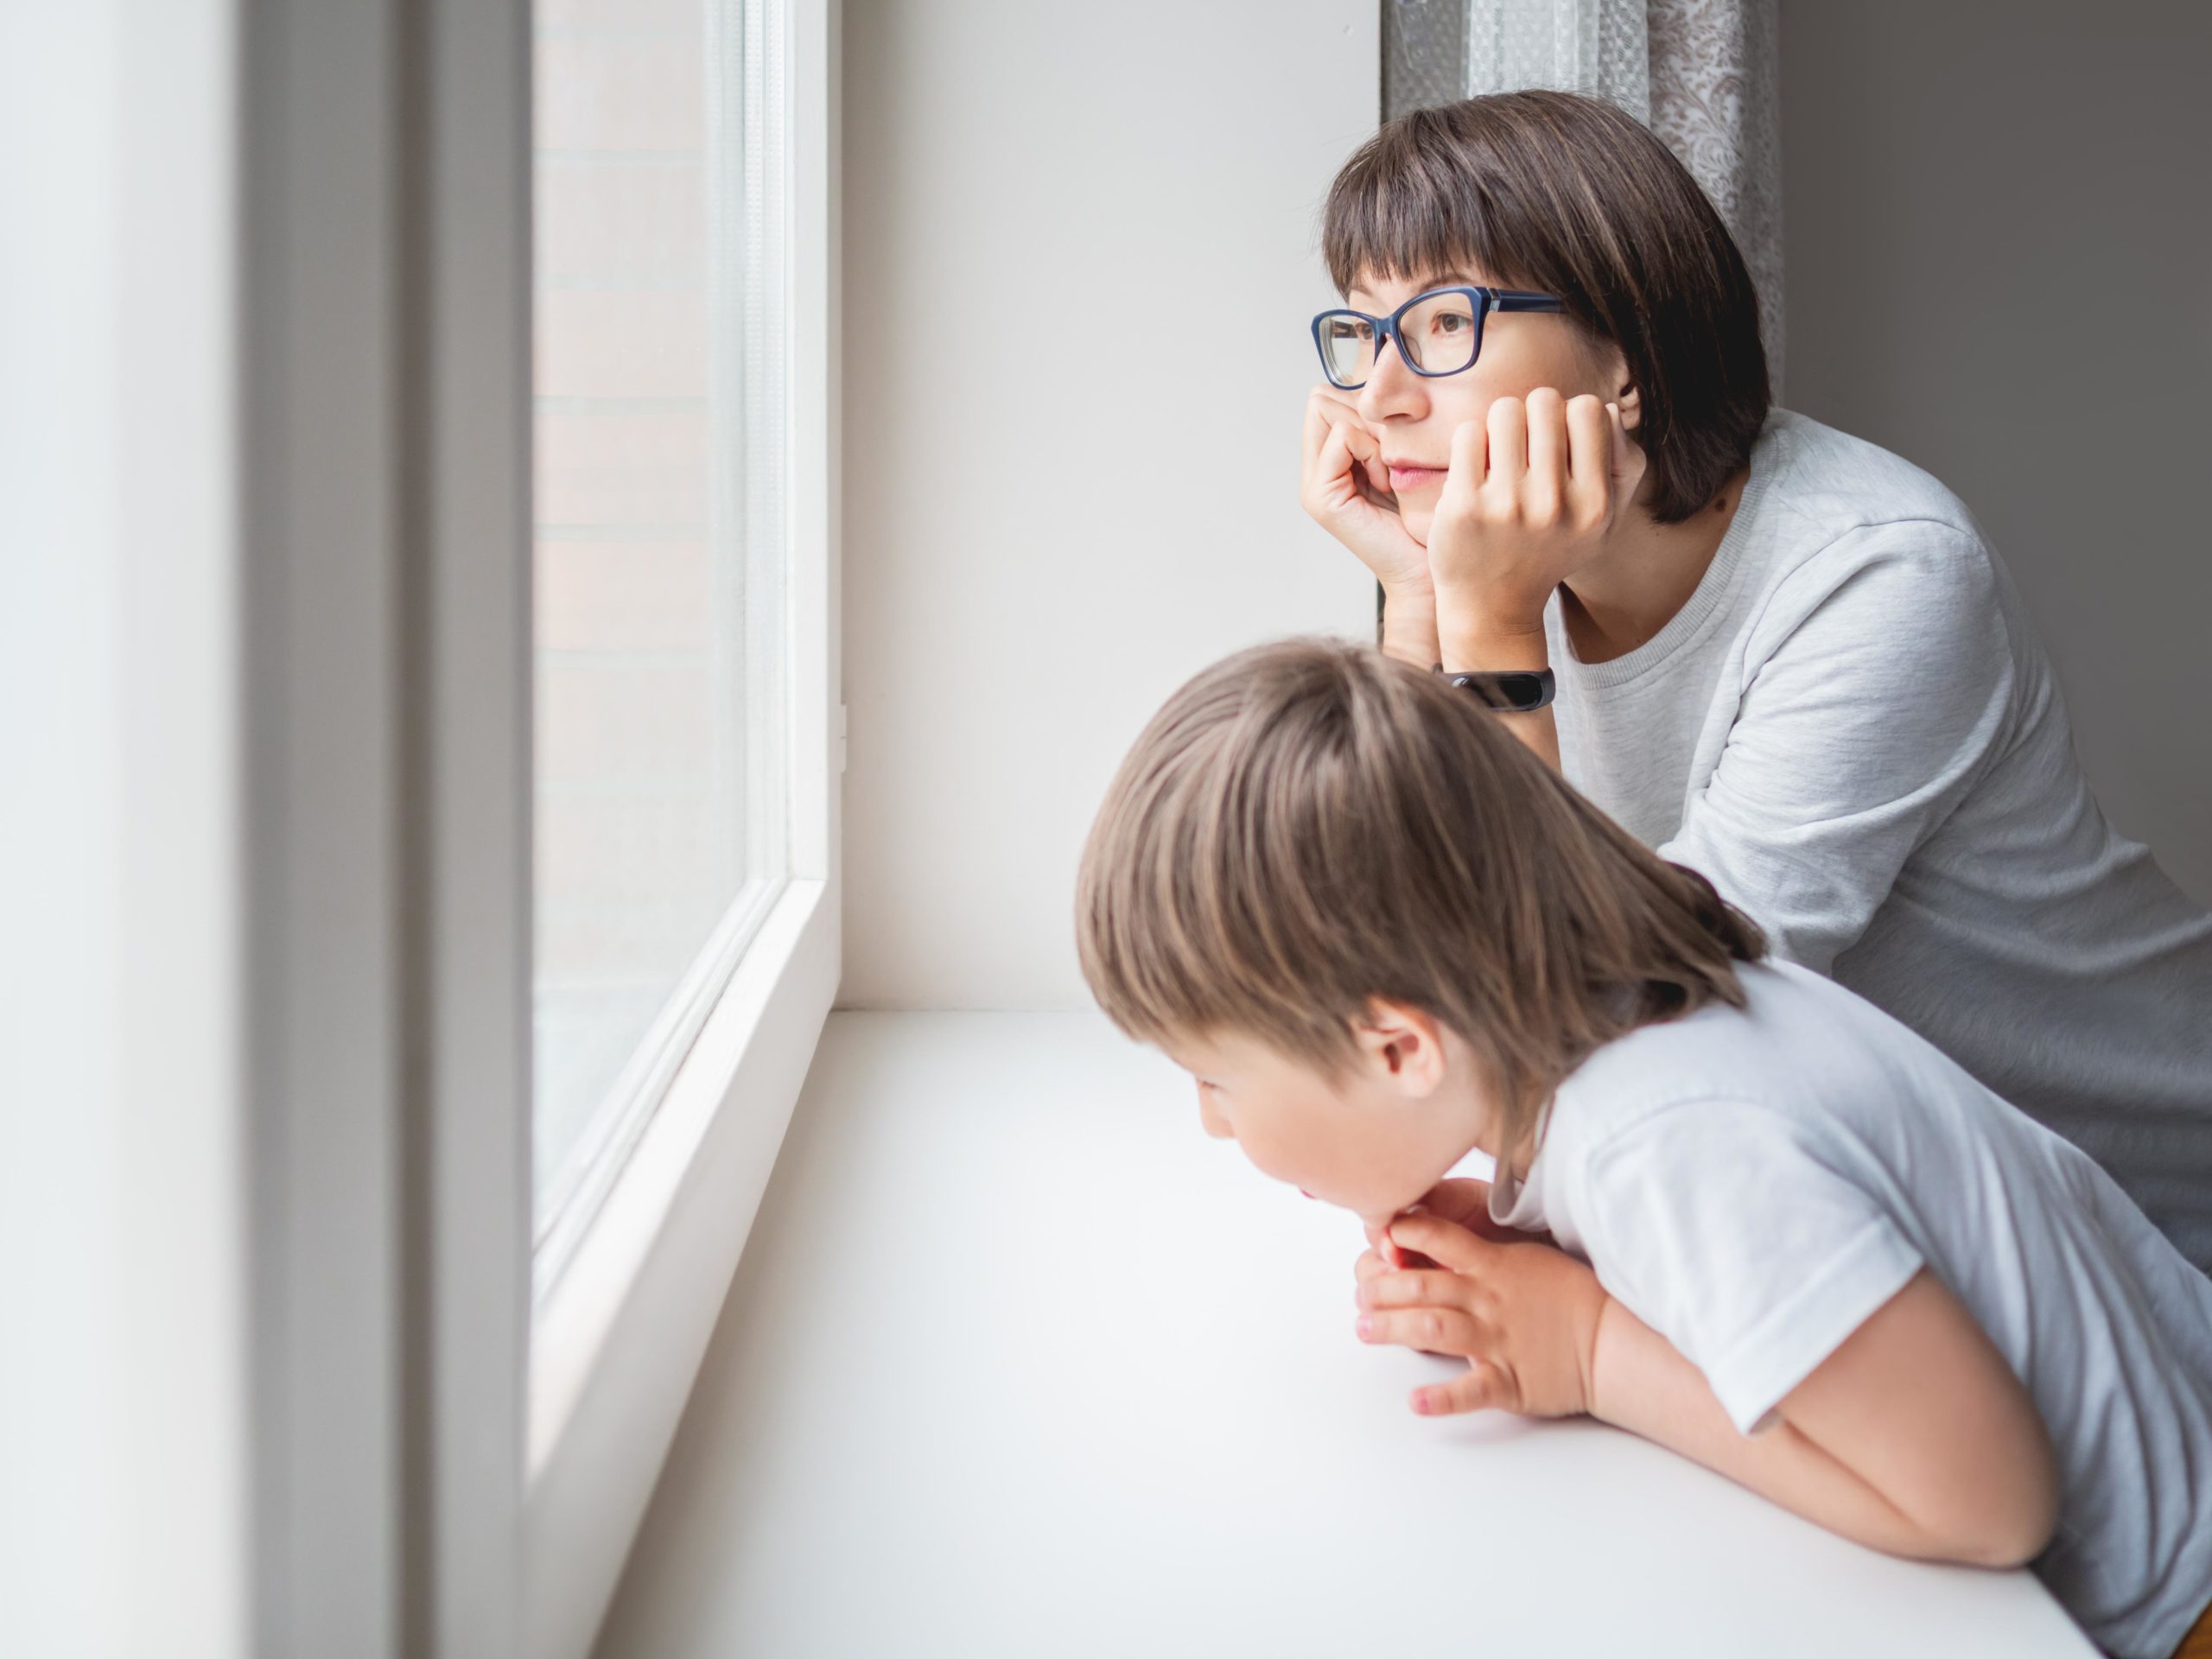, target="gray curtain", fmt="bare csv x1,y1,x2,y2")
1382,0,1784,397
